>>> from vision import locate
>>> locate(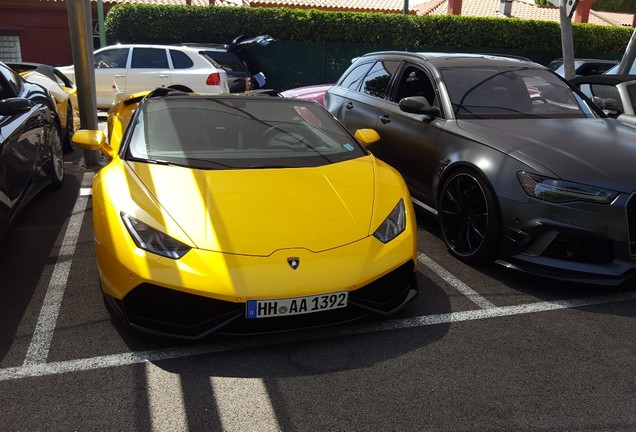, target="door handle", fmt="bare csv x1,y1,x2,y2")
380,115,391,124
345,102,353,110
158,74,170,78
114,74,125,78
